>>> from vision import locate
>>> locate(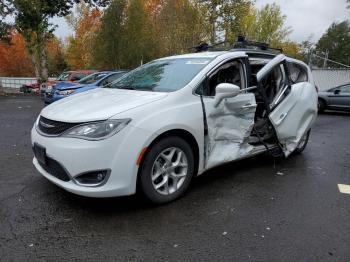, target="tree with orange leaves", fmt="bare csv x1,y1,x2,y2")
0,31,35,77
65,4,102,70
